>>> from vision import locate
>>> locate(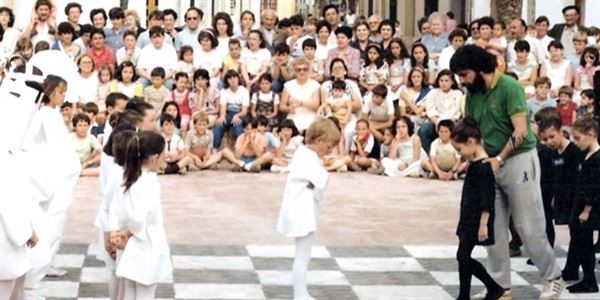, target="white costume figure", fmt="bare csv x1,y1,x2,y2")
277,144,328,300
95,153,124,299
16,67,81,299
0,65,44,300
115,171,172,298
